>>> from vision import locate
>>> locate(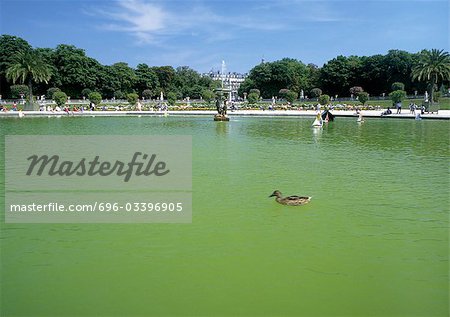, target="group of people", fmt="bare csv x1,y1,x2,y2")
409,102,426,115
382,103,426,117
38,102,98,113
0,102,19,112
39,105,75,113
